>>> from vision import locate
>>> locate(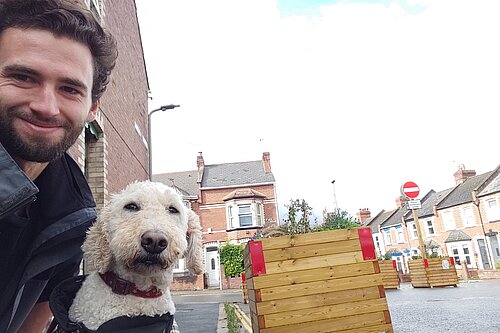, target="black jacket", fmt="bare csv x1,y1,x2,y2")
0,143,97,333
49,275,174,333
